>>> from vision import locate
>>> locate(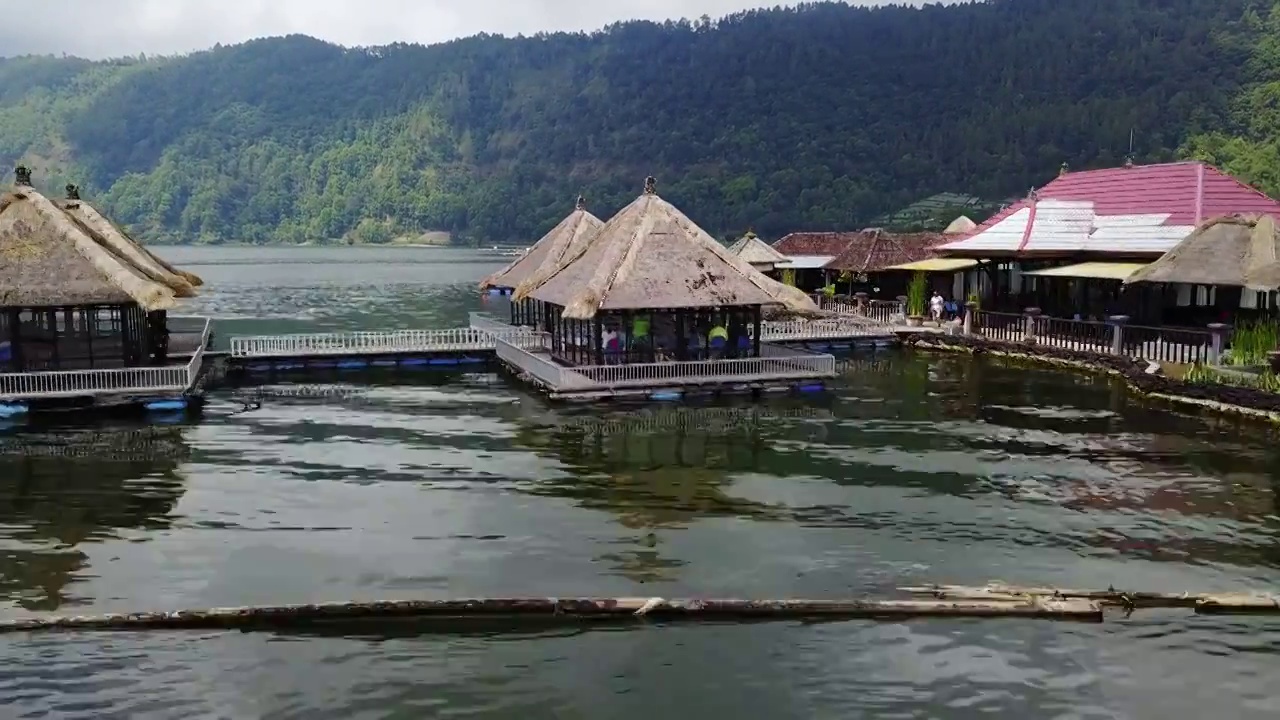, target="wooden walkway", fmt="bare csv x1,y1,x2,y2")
227,312,893,361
